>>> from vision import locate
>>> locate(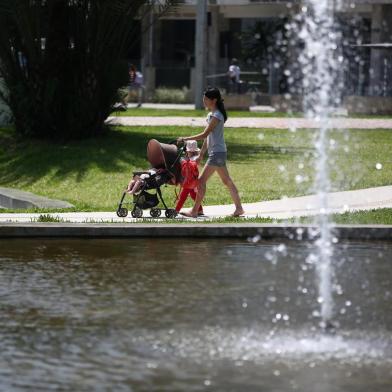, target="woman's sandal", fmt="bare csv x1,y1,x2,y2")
231,210,245,217
180,211,198,218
